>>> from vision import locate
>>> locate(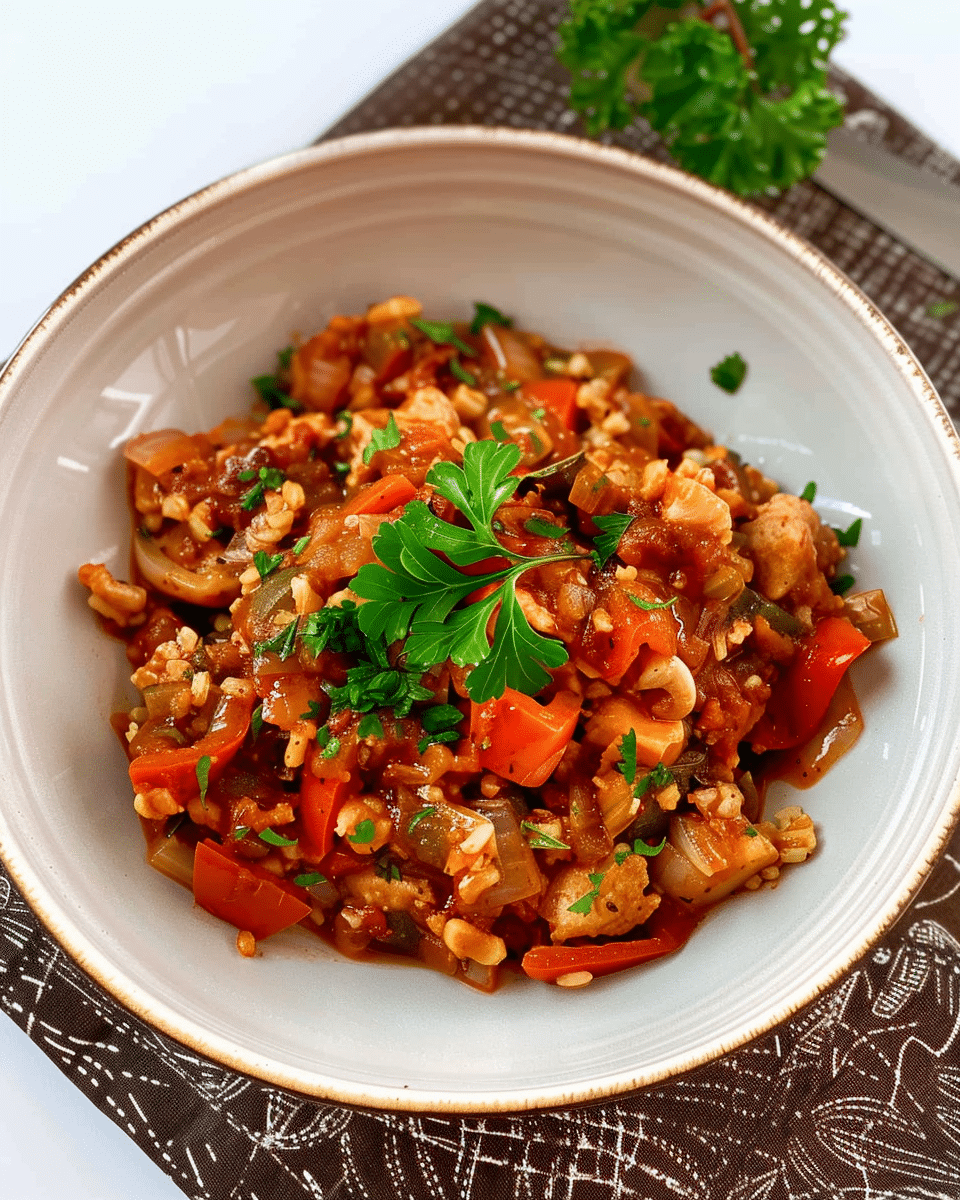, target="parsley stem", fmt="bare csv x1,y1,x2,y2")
701,0,754,71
